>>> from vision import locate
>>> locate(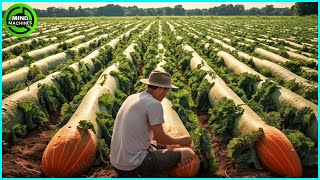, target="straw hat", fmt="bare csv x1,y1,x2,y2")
140,70,178,89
